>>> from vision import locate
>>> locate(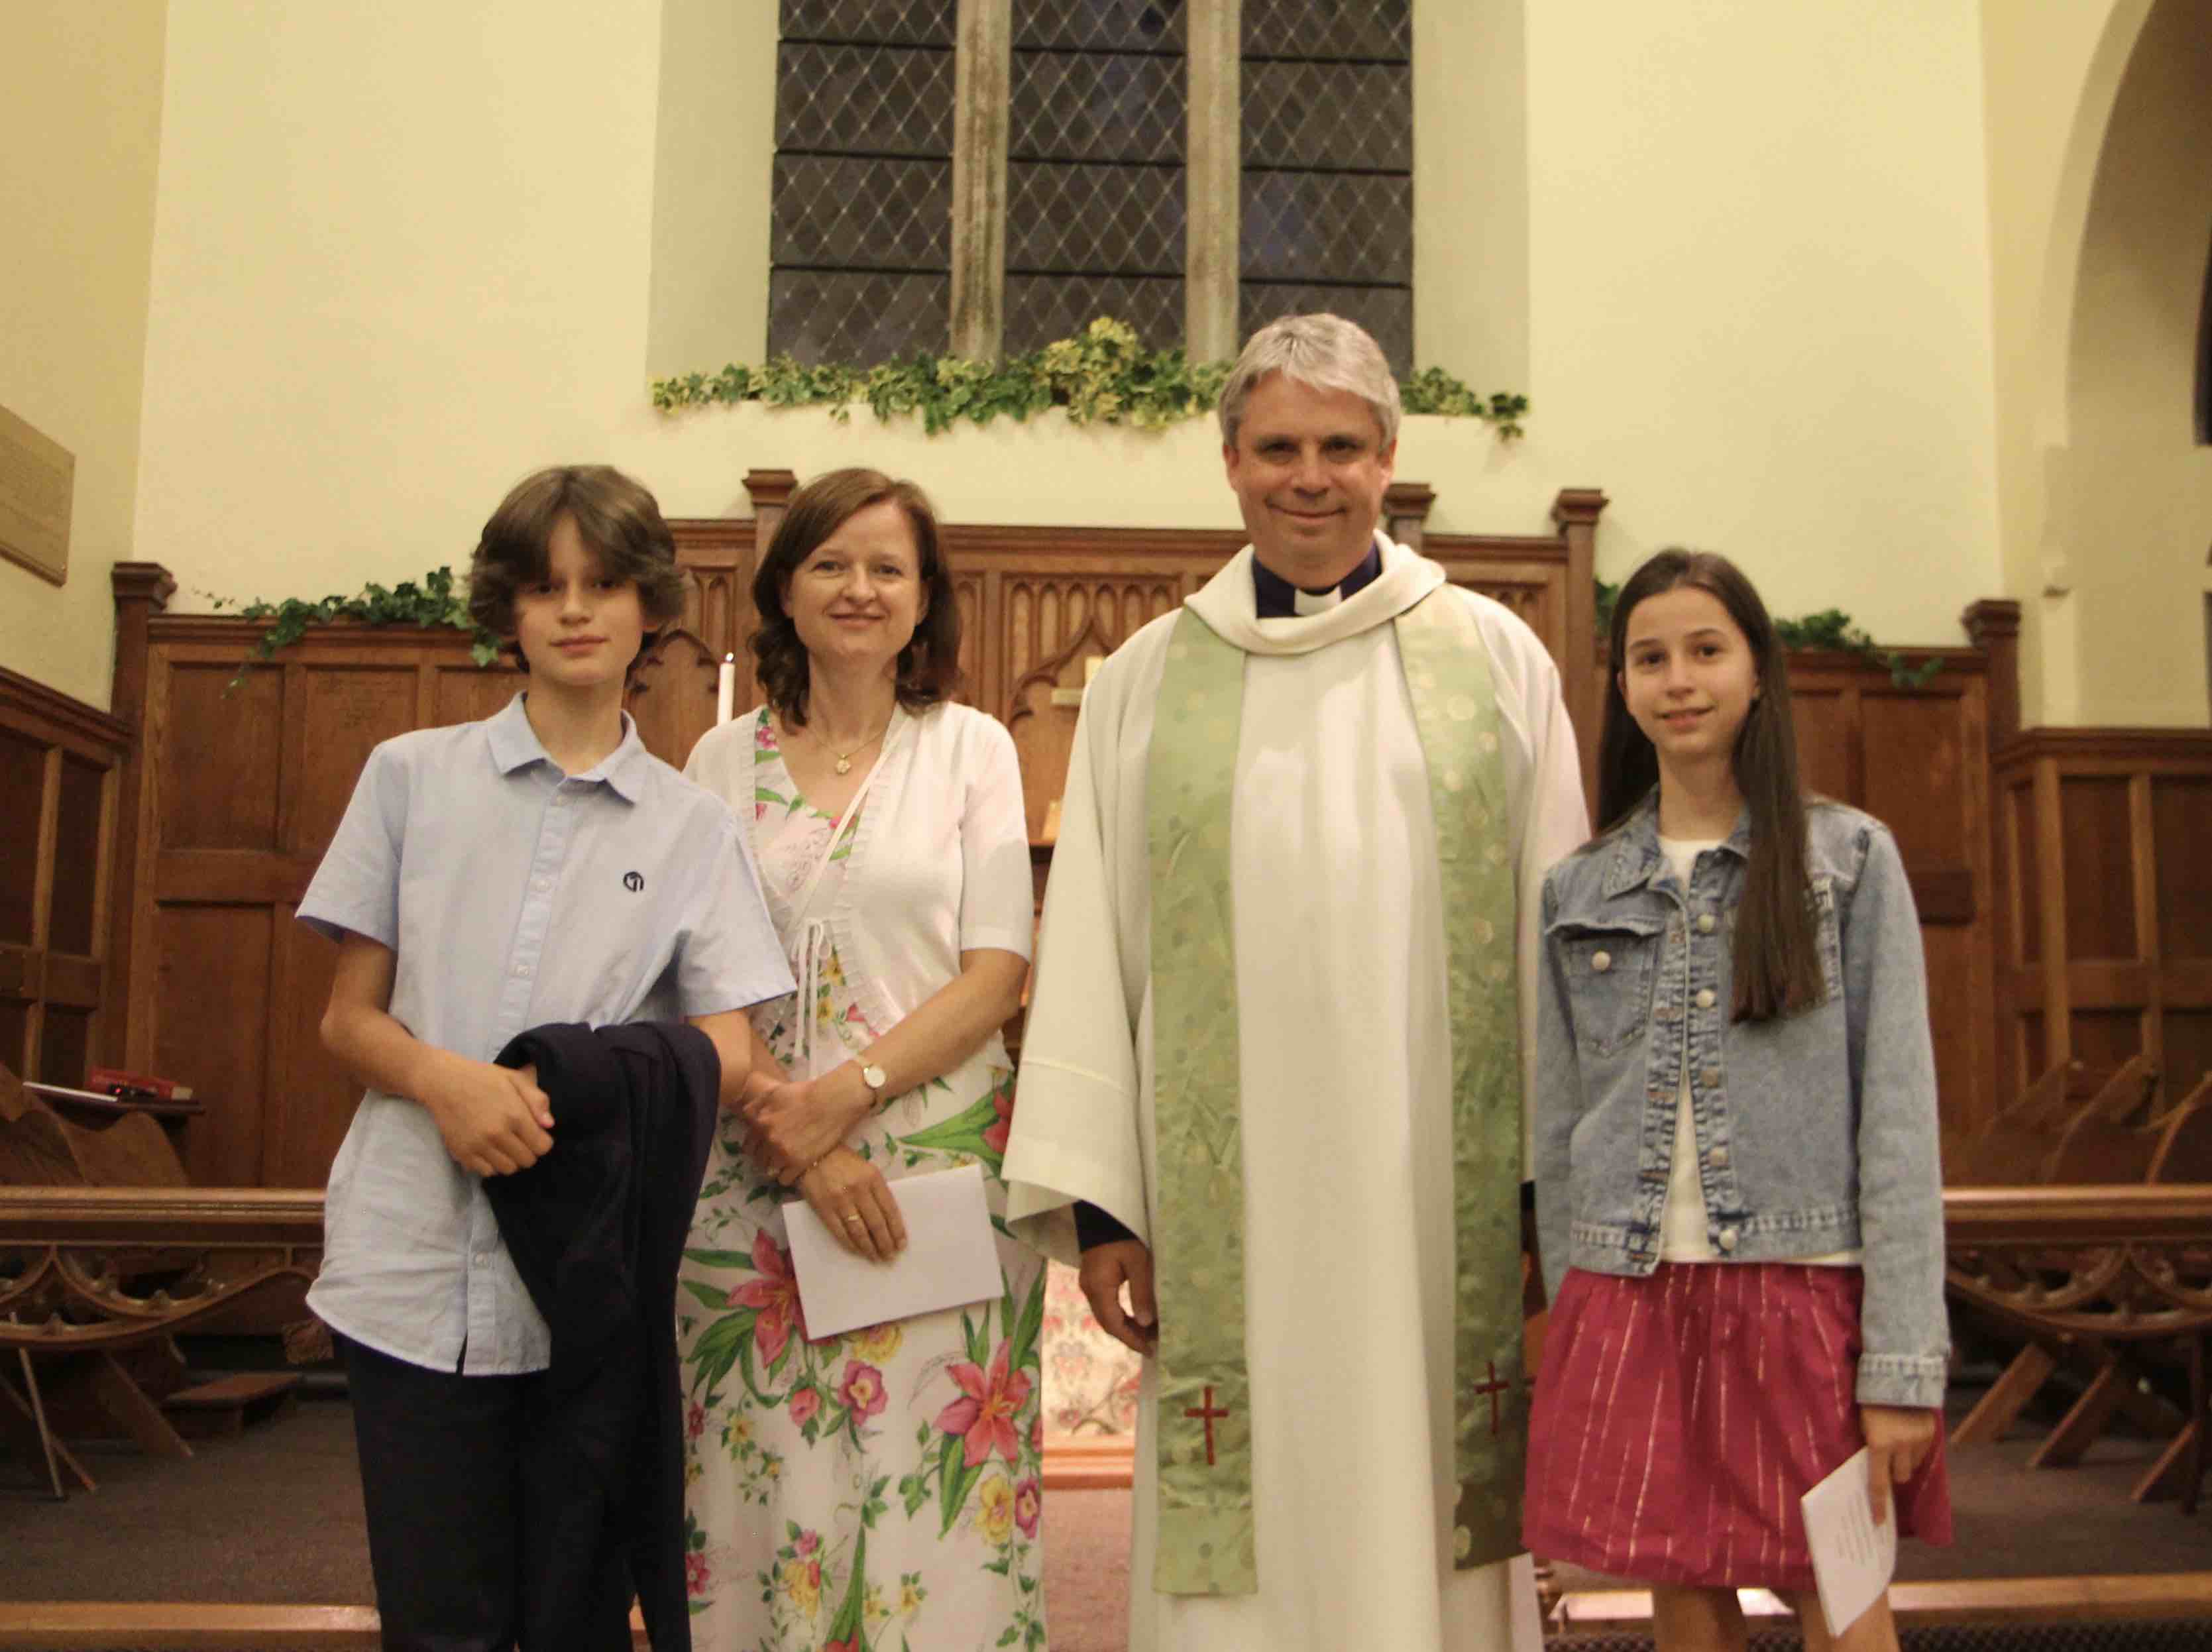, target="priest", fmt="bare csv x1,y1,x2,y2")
1003,313,1590,1651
